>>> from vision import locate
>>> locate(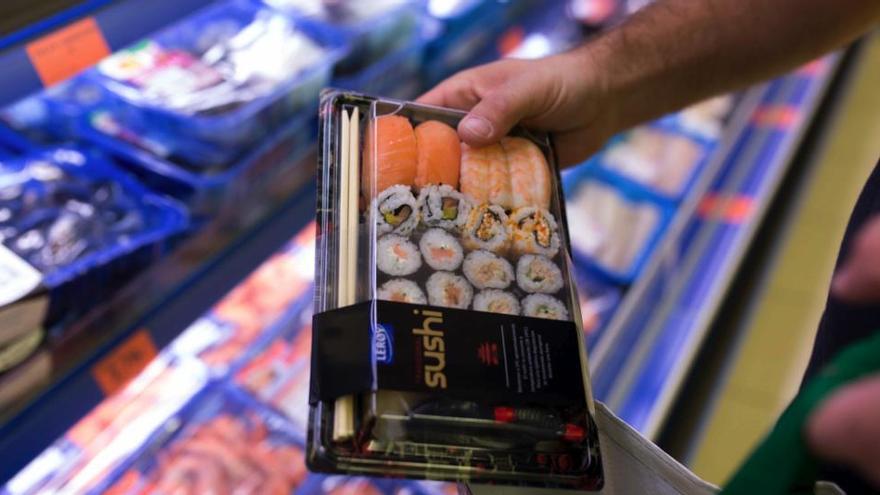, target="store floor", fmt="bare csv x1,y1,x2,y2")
686,33,880,485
